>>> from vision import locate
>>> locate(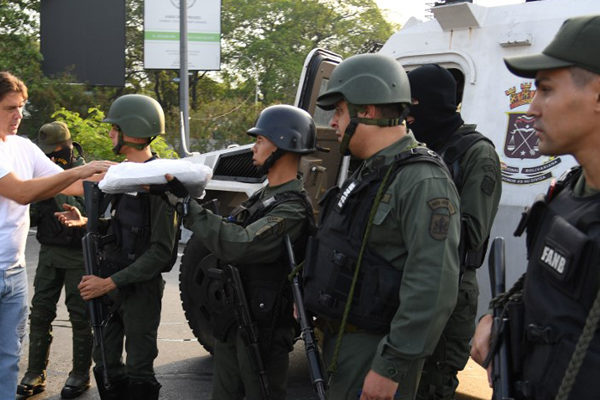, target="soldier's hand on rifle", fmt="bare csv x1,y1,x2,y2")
78,275,117,300
55,203,87,228
360,369,399,400
470,313,494,387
